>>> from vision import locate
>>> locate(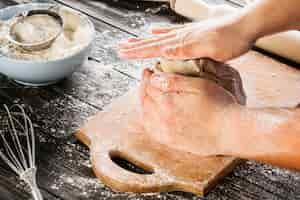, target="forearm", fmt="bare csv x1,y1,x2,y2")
226,106,300,170
235,0,300,41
